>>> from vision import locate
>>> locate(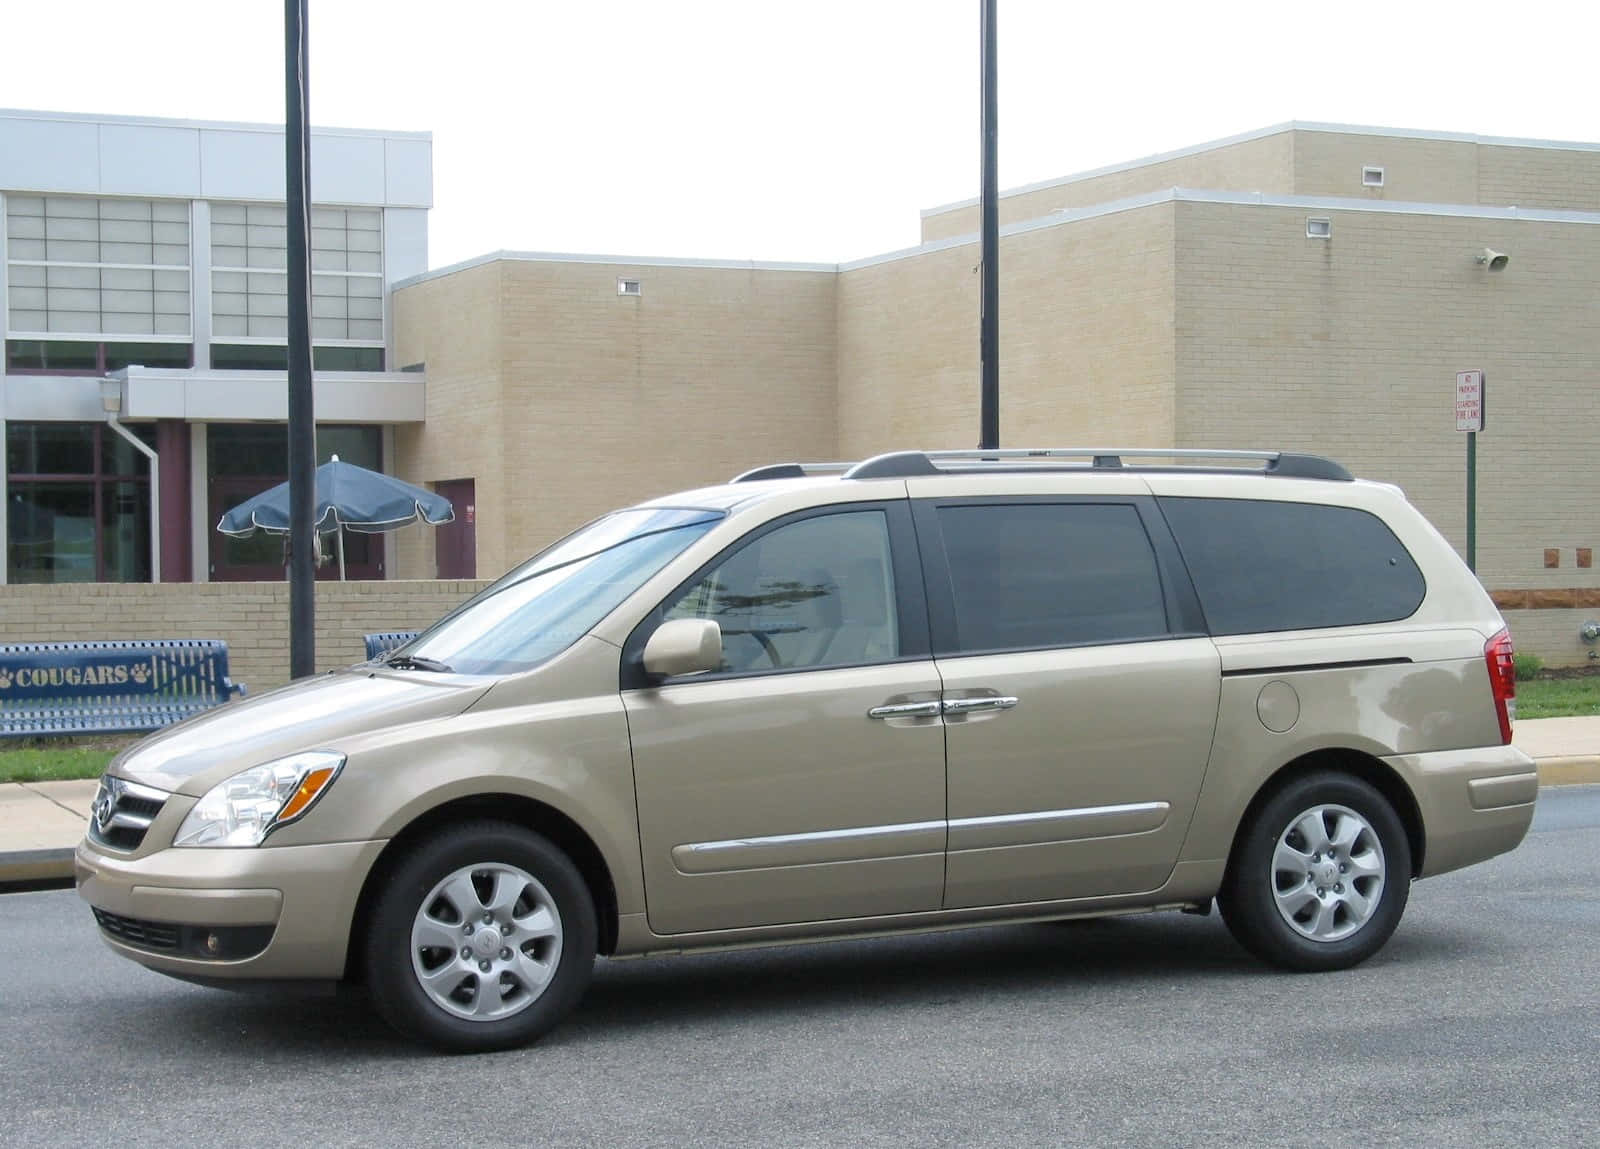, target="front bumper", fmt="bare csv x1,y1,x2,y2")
76,836,387,980
1383,743,1538,878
